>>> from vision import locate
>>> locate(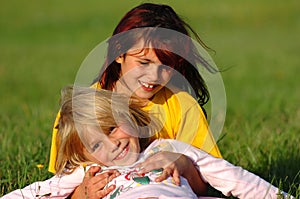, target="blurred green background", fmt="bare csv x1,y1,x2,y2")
1,0,299,197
